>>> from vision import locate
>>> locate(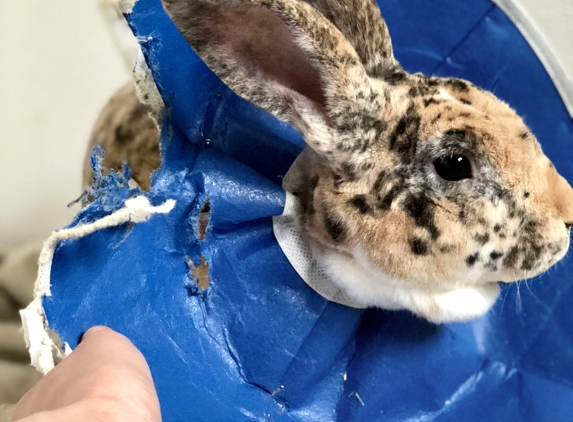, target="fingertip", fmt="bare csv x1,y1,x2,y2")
81,325,113,342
